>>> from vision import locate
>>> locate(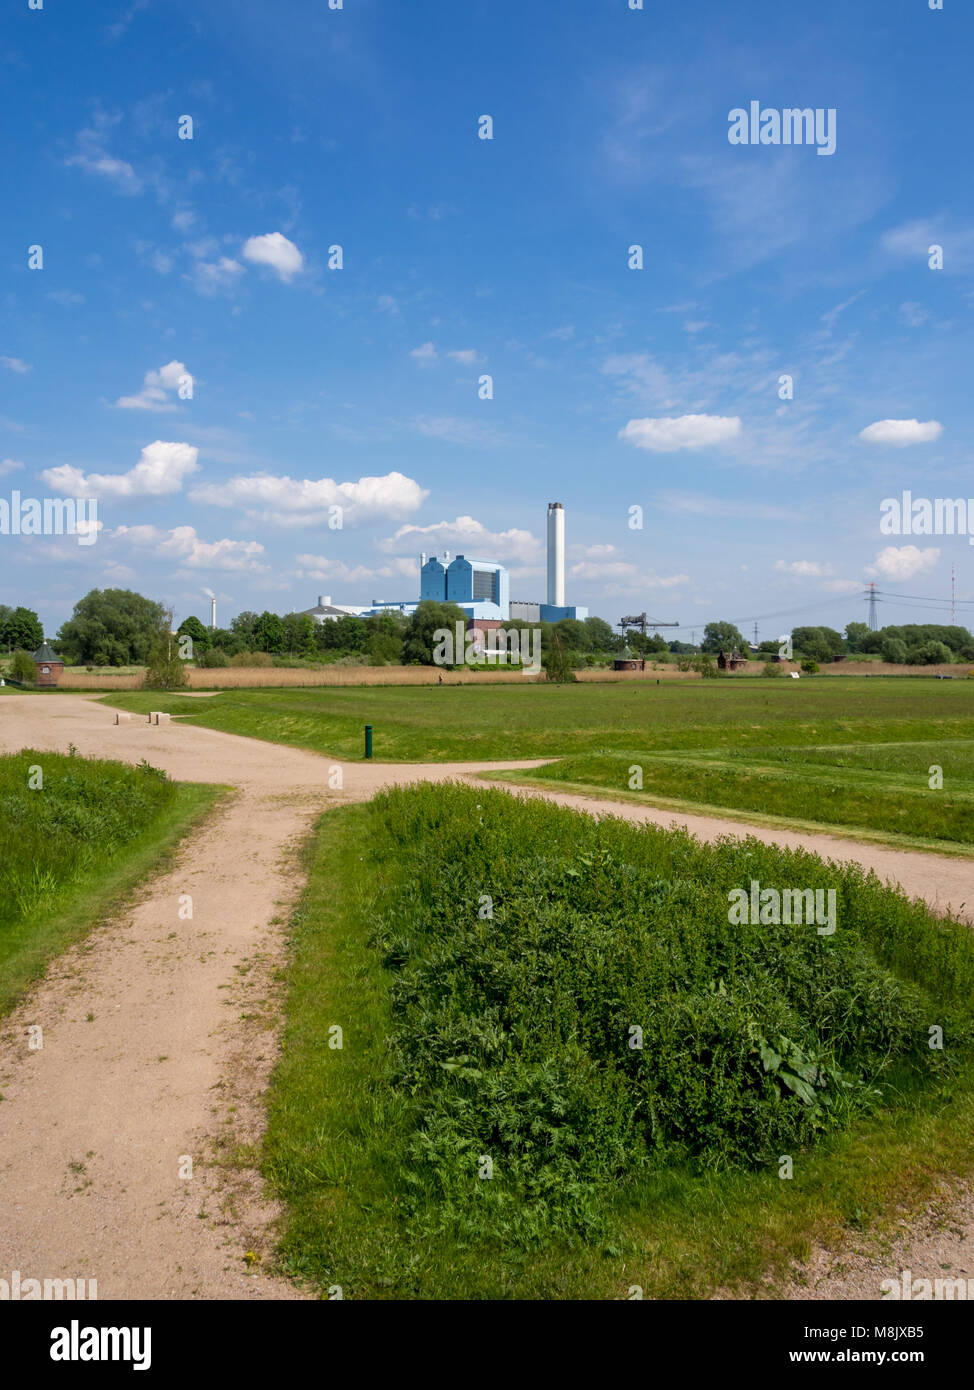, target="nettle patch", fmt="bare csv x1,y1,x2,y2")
365,783,974,1245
